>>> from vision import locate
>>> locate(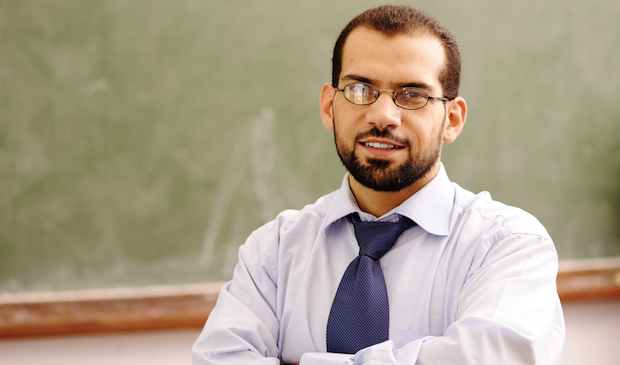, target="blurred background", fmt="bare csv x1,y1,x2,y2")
1,0,619,363
2,0,619,294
